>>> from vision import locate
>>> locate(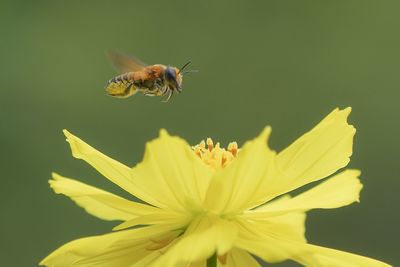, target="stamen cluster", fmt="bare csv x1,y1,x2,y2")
192,138,238,169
